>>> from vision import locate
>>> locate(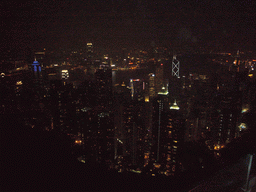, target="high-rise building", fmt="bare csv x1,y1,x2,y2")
155,63,164,94
95,67,112,109
61,70,69,80
172,55,180,78
35,51,46,67
114,99,147,168
215,93,240,146
165,102,185,176
151,94,170,163
31,59,41,79
76,106,114,164
96,111,115,163
87,43,93,60
150,99,185,176
129,78,145,101
149,73,156,99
